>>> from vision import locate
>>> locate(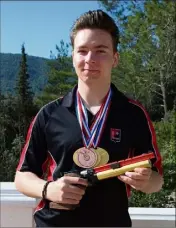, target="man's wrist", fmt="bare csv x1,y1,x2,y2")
42,181,52,200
